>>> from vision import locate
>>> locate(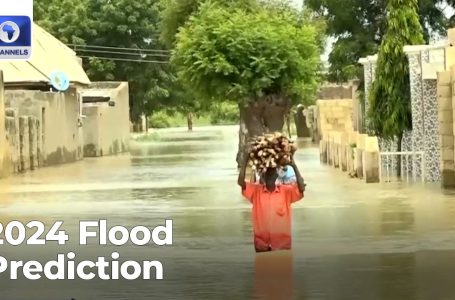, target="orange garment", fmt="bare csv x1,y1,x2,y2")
242,183,302,252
